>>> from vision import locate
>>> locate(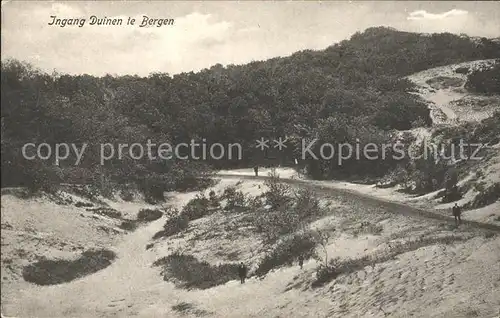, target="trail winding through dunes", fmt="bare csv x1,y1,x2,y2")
406,59,498,126
218,170,500,233
2,169,500,318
